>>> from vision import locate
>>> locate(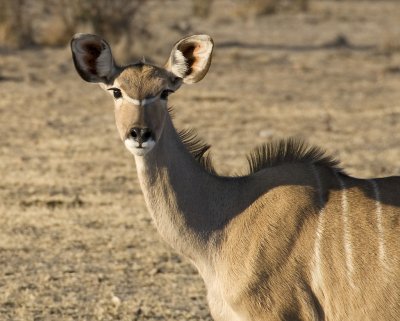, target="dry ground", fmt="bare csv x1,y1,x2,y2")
0,1,400,320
